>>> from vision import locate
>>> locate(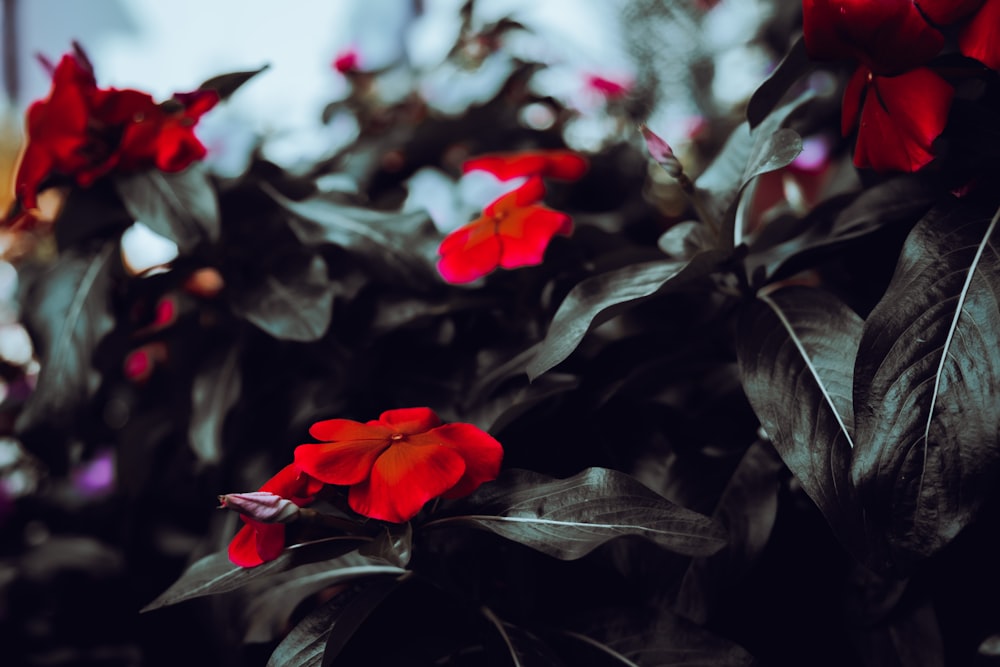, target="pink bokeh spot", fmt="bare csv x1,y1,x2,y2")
72,448,116,497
